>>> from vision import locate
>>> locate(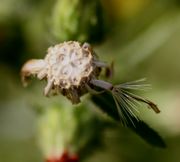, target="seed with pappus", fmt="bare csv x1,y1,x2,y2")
21,41,161,127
